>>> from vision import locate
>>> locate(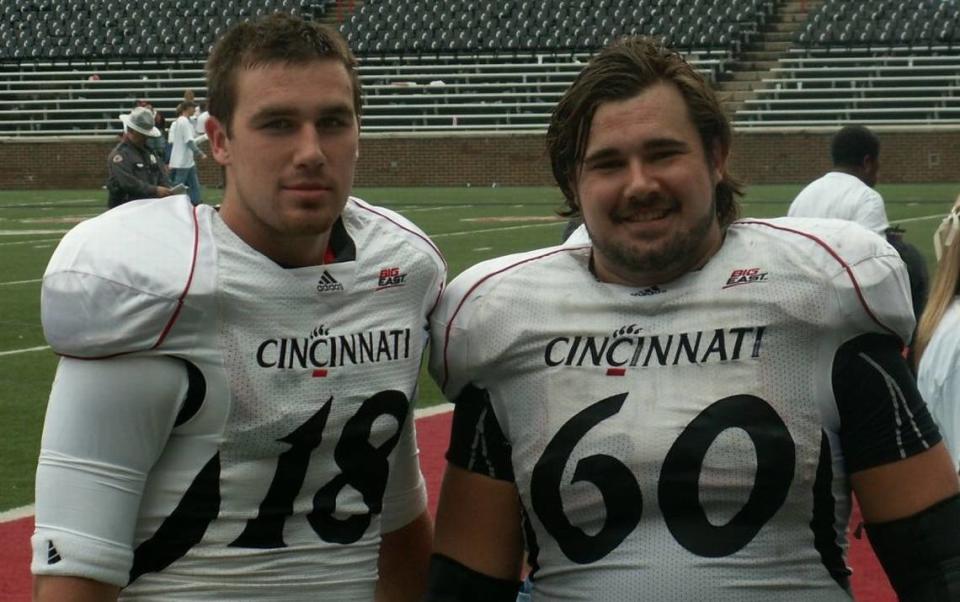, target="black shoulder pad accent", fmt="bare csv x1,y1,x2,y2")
445,384,514,482
866,493,960,601
424,553,521,602
174,359,206,427
832,333,941,473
